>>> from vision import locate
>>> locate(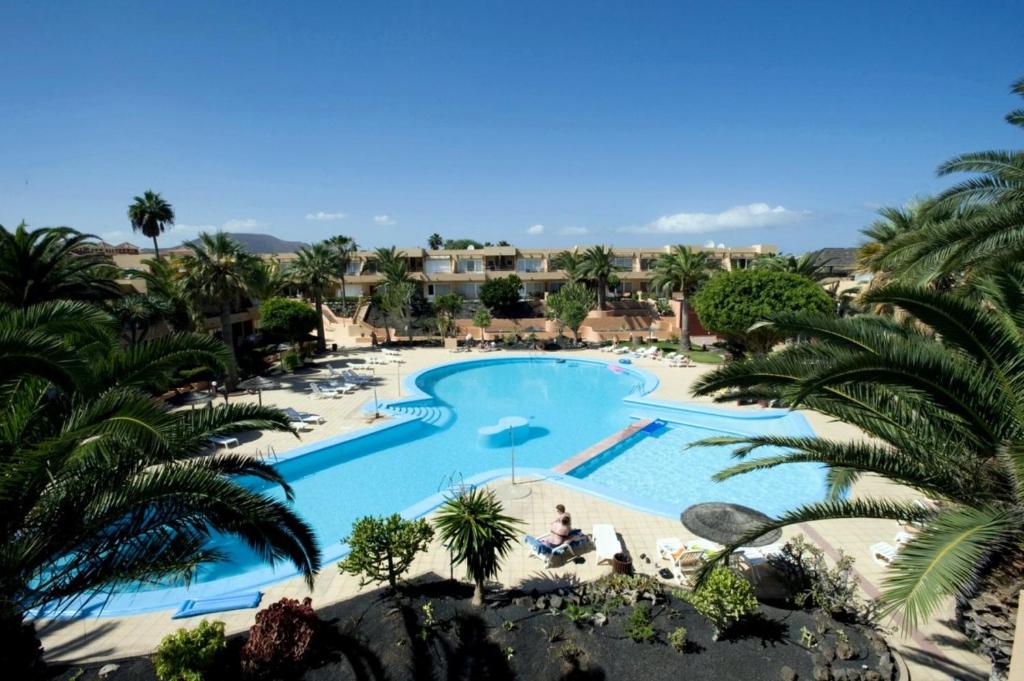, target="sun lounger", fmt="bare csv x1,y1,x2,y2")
324,380,357,394
172,592,262,619
656,537,683,562
524,530,590,567
209,435,239,449
593,524,623,563
871,542,898,566
282,407,324,425
670,549,707,585
894,531,914,545
309,383,342,398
